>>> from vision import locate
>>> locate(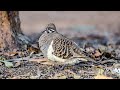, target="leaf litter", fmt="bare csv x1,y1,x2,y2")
0,31,120,79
